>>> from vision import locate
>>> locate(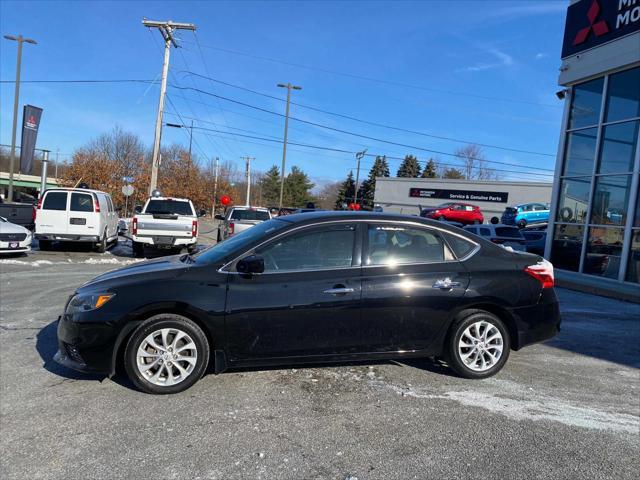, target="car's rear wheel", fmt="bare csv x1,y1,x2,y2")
518,219,527,229
124,314,210,394
438,215,446,221
445,311,510,379
132,241,144,258
95,231,107,253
